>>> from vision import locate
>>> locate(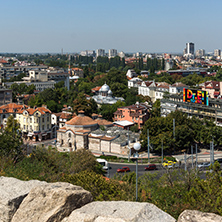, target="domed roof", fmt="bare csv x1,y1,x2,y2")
99,83,110,92
108,89,113,95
